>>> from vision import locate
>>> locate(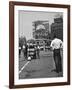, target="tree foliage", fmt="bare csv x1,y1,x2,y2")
19,36,27,47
